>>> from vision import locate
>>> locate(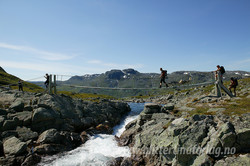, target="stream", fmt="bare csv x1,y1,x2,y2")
38,103,145,166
